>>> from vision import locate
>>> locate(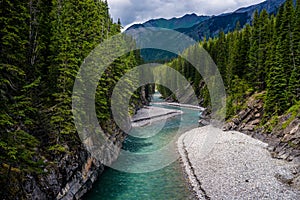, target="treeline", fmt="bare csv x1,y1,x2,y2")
160,0,300,120
0,0,146,197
